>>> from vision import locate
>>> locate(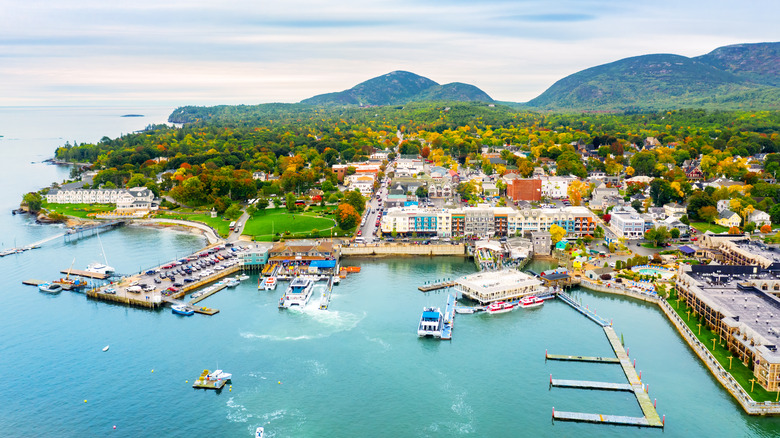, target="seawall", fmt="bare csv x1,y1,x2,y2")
340,243,465,257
